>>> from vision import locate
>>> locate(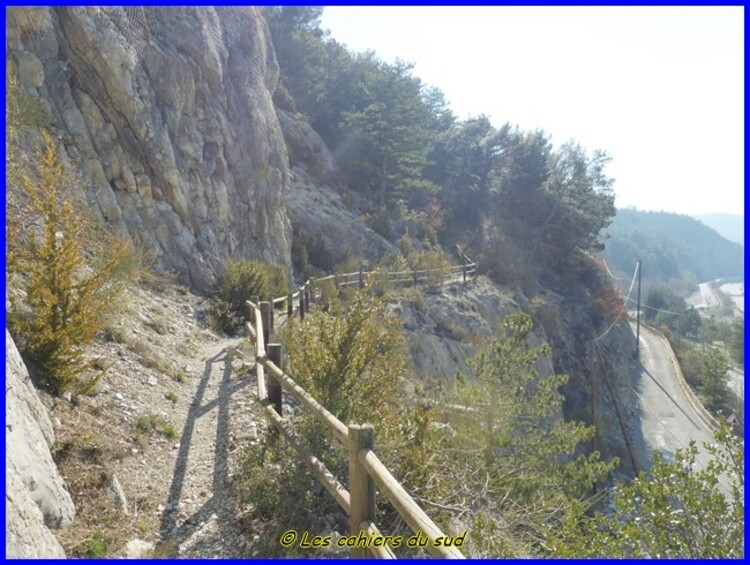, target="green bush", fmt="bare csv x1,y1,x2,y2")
240,286,424,556
553,424,743,558
412,249,451,291
292,229,332,275
209,260,288,335
291,233,309,274
81,531,107,558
